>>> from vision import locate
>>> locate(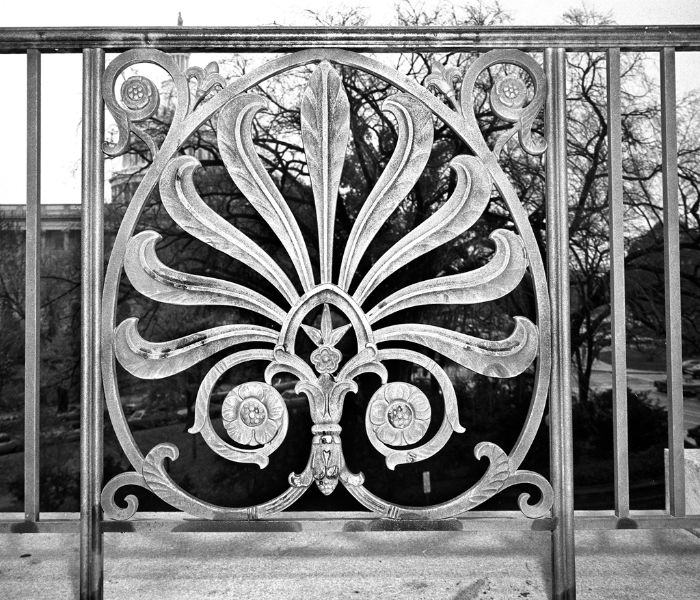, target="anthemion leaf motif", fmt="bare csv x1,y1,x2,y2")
328,324,352,346
301,324,324,346
338,93,434,290
103,49,553,523
159,155,300,304
217,94,315,291
114,318,277,379
124,231,286,324
373,317,538,378
366,229,527,323
301,61,350,284
353,154,492,305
